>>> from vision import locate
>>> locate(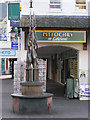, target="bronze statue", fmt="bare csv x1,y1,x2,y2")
26,13,39,82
